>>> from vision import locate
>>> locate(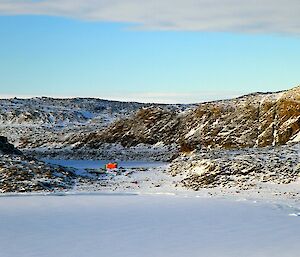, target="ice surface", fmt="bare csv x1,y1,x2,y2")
43,159,182,193
45,159,168,169
0,195,299,257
